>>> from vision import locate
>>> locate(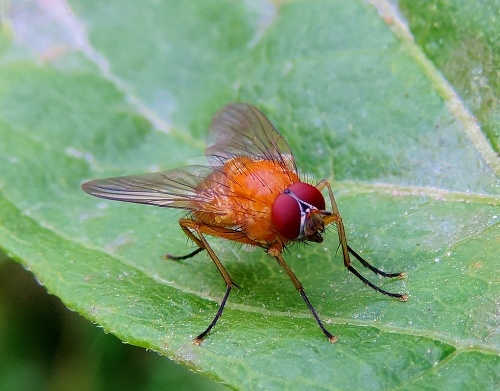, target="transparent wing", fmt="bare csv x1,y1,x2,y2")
206,103,297,172
81,165,223,213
